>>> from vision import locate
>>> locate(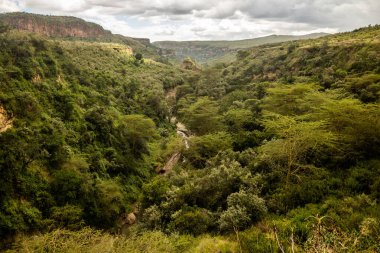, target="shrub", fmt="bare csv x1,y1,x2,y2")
50,205,84,230
170,207,214,235
220,191,267,231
